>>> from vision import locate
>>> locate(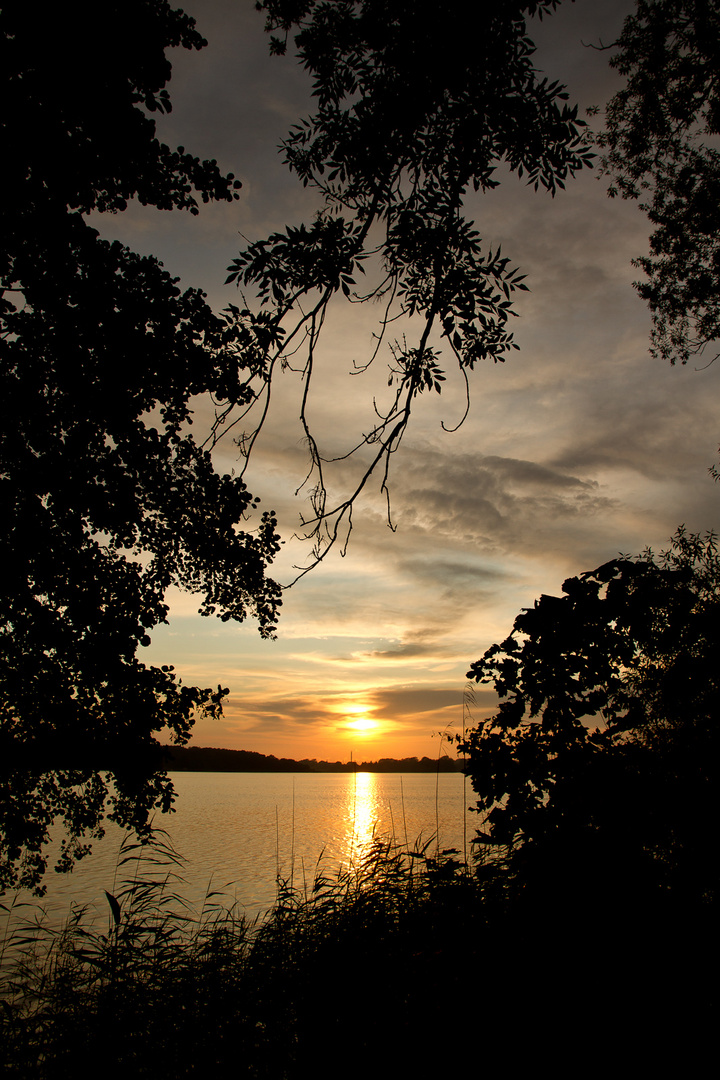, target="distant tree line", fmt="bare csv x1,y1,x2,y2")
162,746,464,773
